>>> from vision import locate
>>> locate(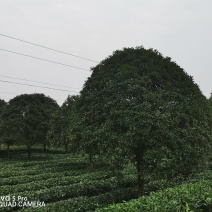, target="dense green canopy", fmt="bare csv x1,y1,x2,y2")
74,47,212,196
